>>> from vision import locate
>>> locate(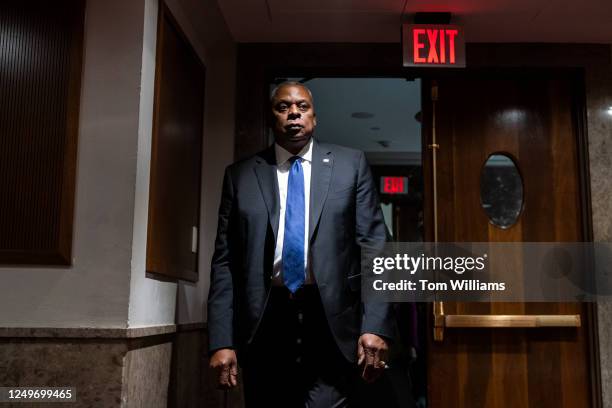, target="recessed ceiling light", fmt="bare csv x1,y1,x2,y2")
607,106,612,116
351,112,374,119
